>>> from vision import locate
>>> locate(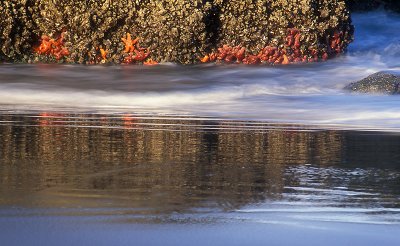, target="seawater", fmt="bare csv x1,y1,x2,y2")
1,12,400,130
0,11,400,246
